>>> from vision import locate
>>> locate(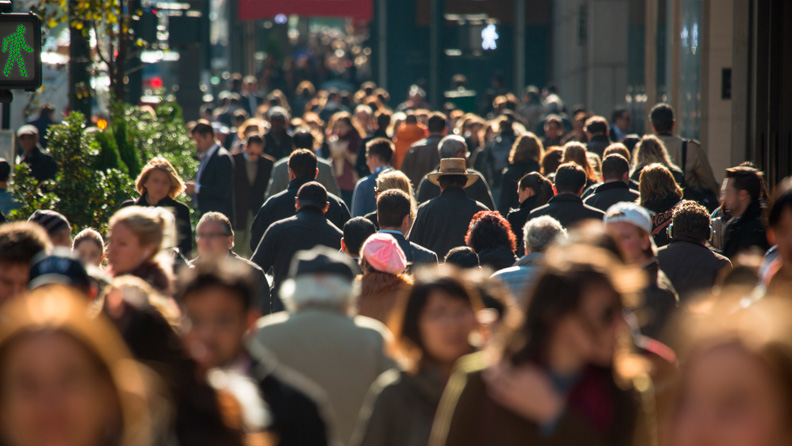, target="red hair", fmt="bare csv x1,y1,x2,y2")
465,211,517,253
